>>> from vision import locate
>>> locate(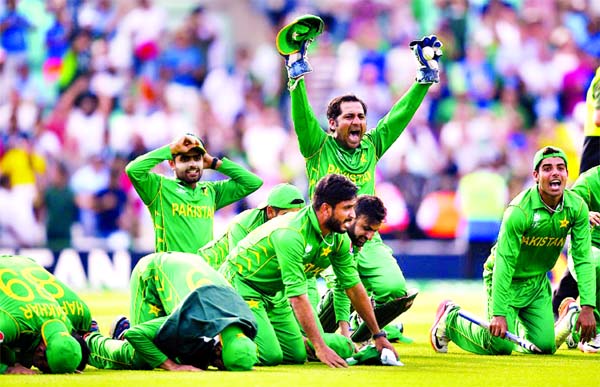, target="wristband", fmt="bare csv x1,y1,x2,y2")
372,330,387,340
211,157,220,169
